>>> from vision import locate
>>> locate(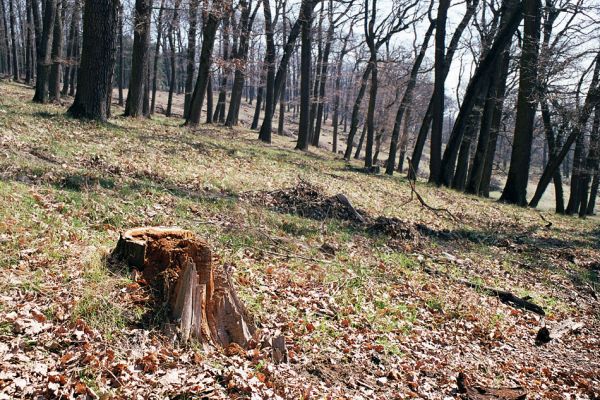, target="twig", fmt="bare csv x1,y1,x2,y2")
405,158,458,222
252,247,332,264
536,211,553,228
